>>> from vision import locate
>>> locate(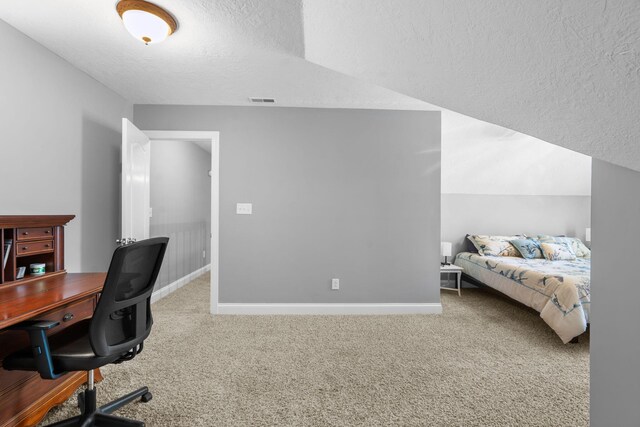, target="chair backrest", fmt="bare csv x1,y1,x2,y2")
89,237,168,357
